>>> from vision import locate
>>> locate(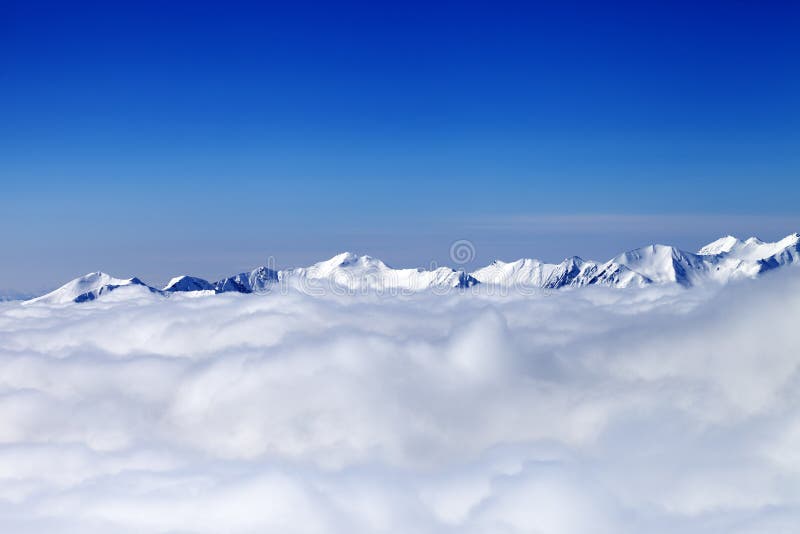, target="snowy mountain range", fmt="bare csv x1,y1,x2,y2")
24,233,800,304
